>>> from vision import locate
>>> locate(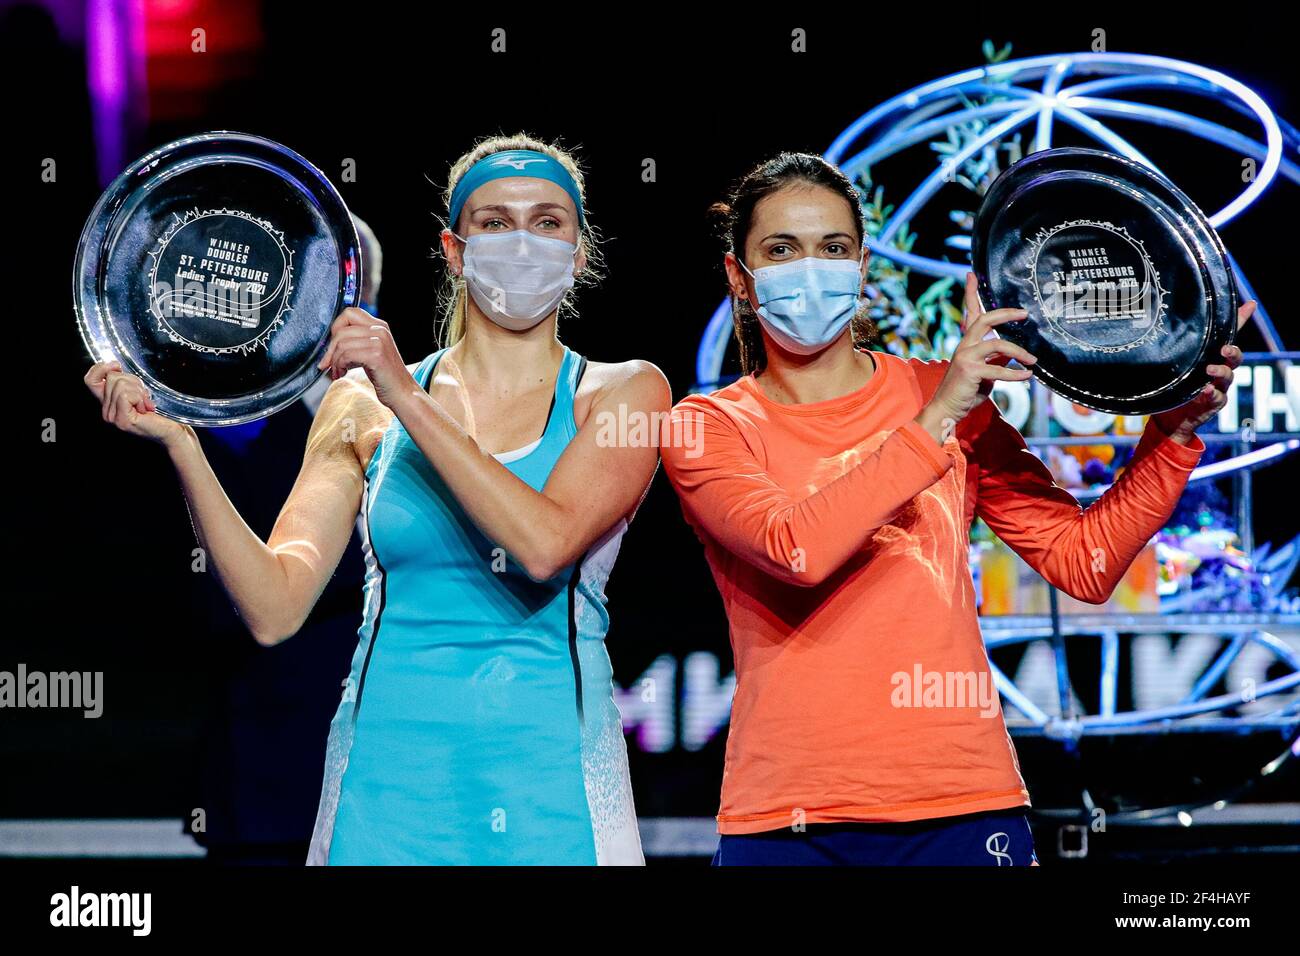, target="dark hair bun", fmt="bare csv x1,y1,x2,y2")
706,201,735,242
